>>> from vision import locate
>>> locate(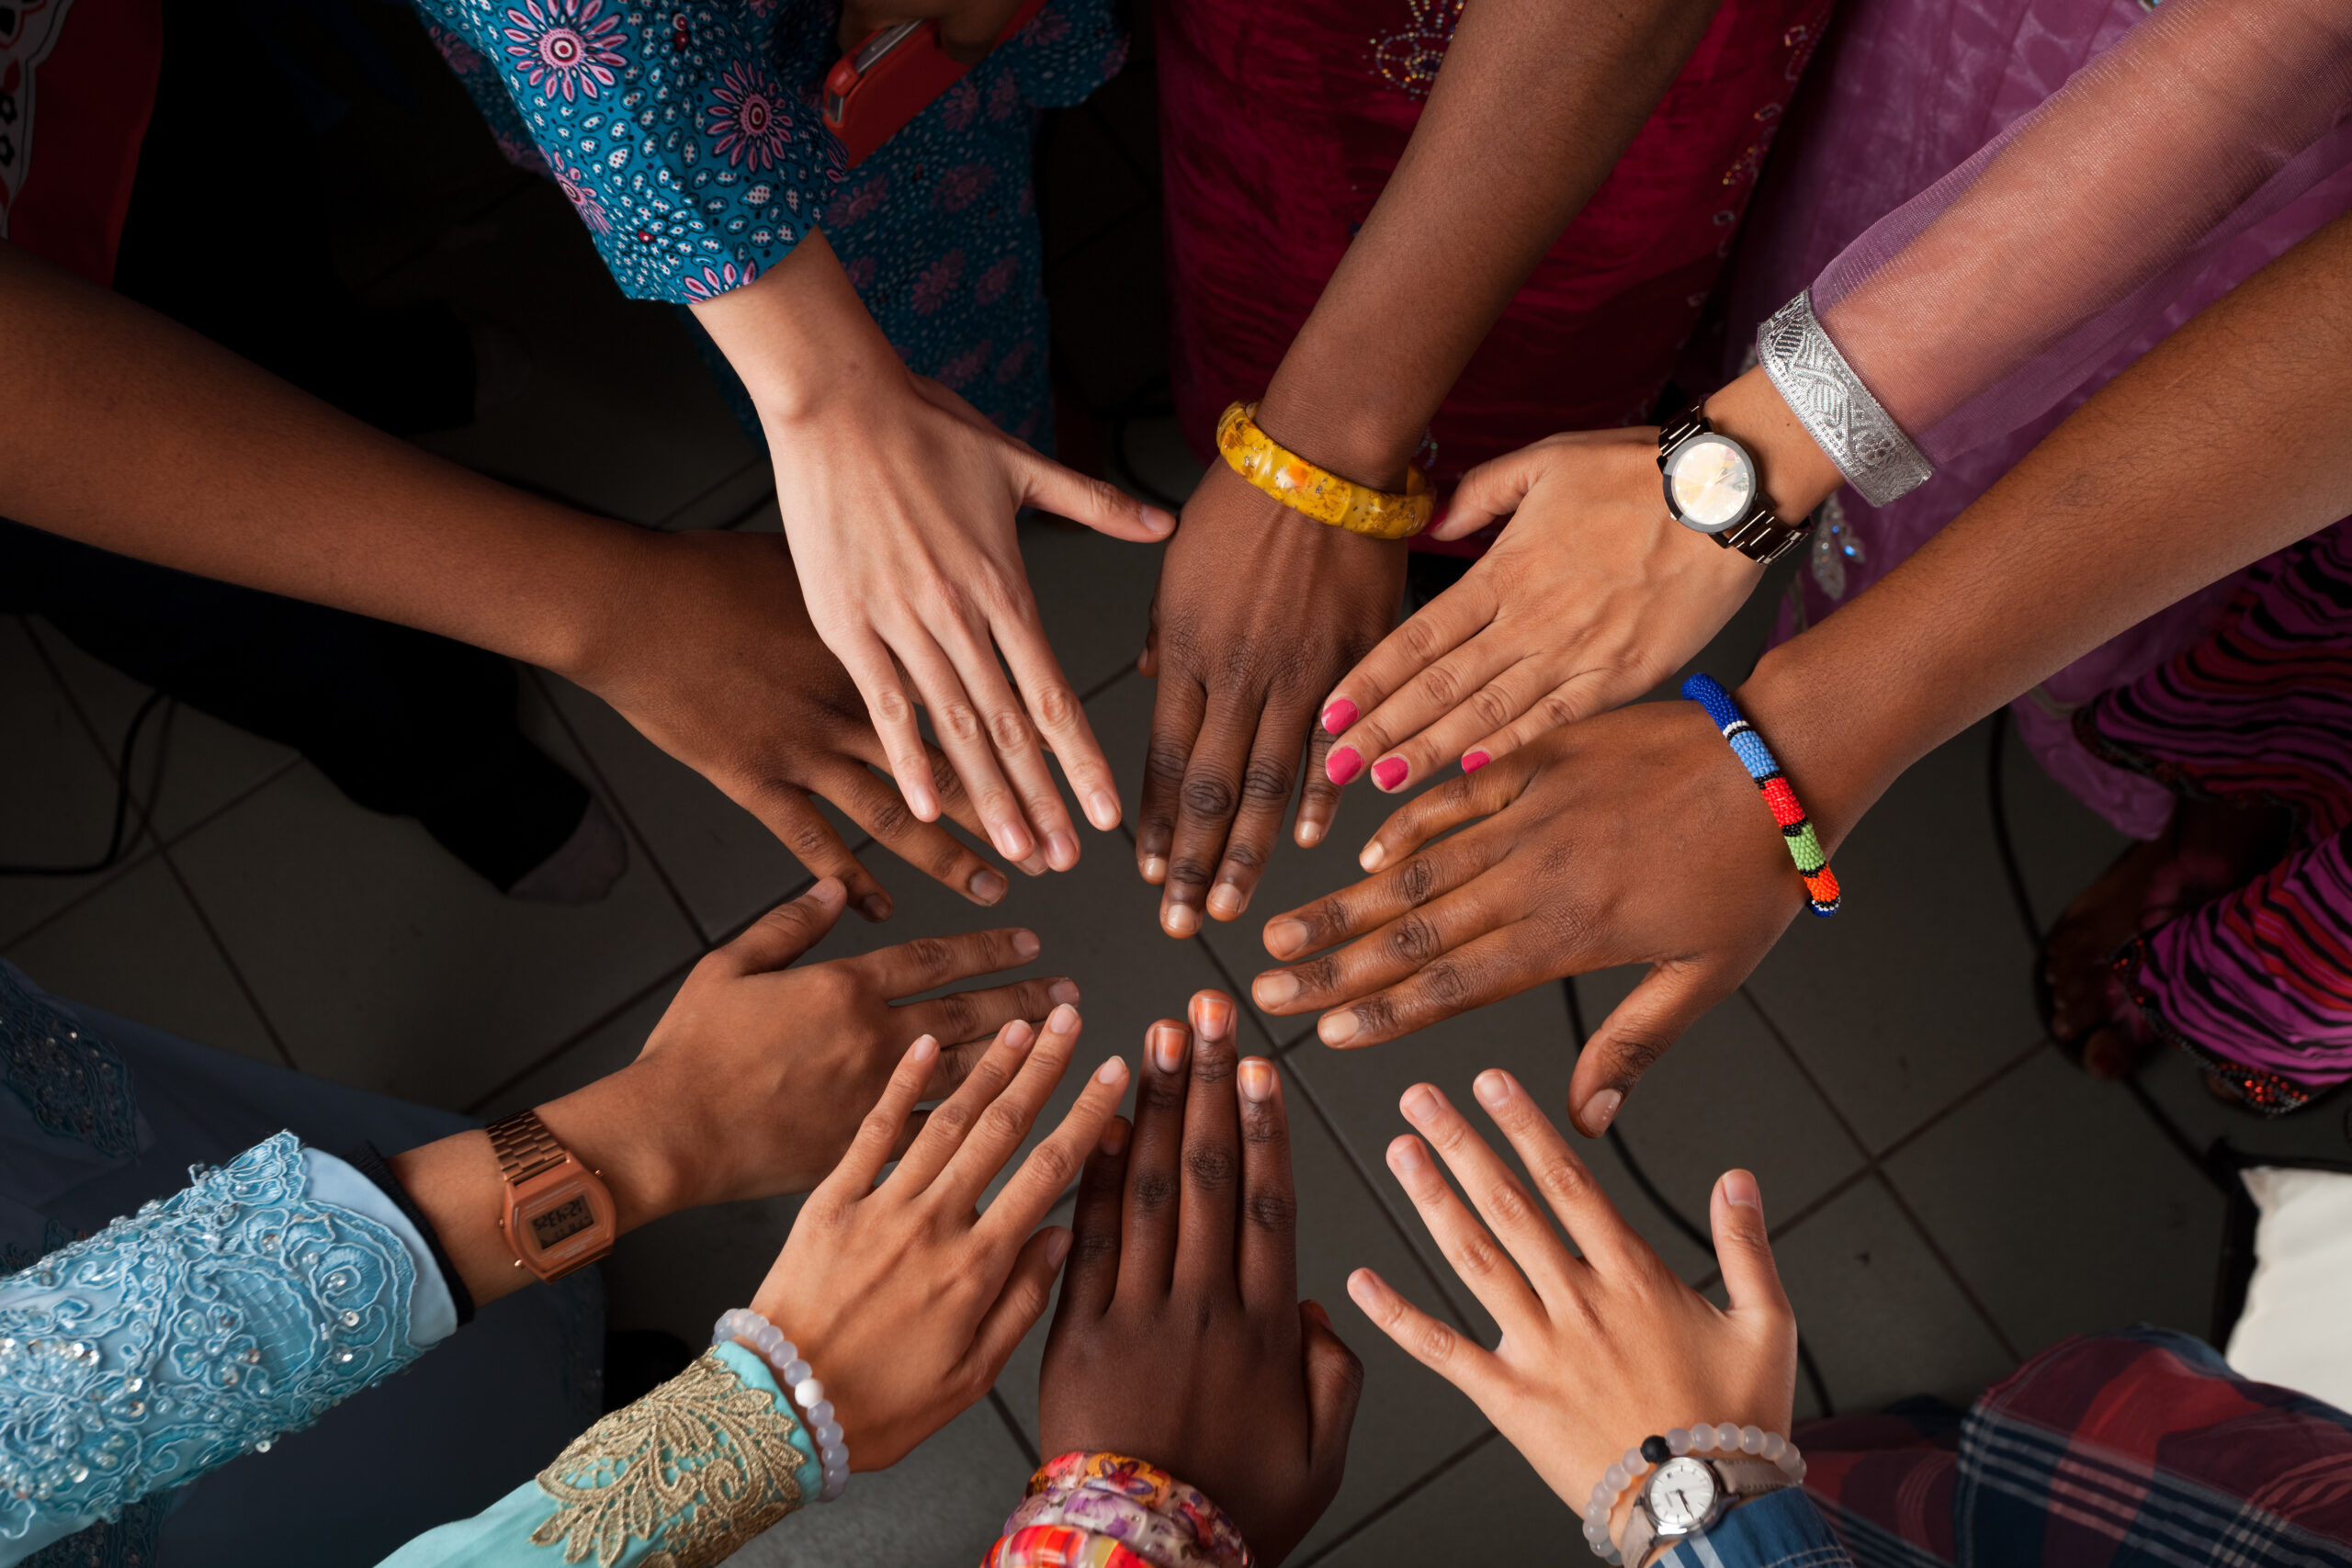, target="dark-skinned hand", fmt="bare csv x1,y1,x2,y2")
575,526,1035,921
1138,461,1406,937
1039,990,1364,1564
1249,701,1813,1135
